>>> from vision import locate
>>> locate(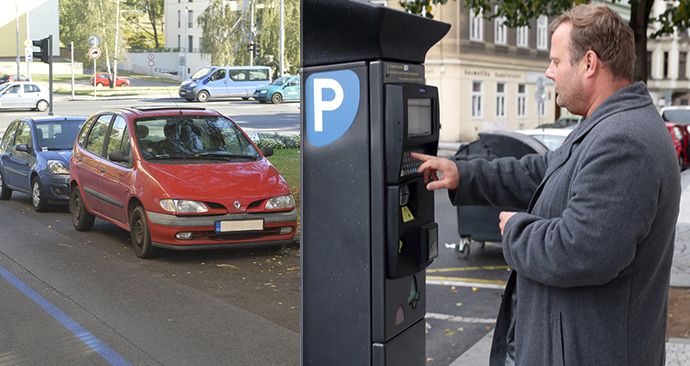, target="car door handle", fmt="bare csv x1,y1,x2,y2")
98,168,106,174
